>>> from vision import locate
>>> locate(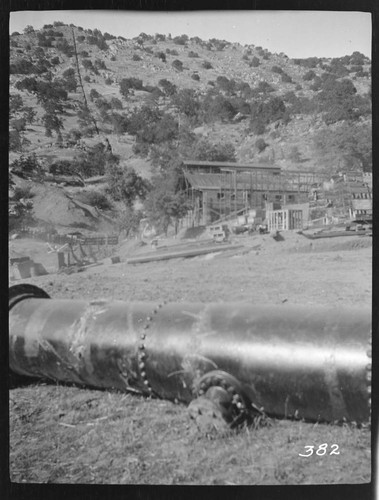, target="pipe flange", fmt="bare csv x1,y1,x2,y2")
366,333,372,422
137,301,167,395
9,284,50,311
193,370,258,428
